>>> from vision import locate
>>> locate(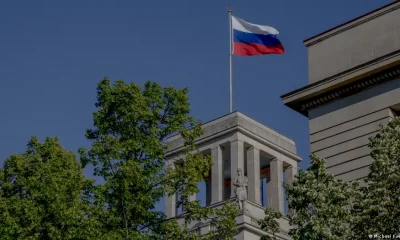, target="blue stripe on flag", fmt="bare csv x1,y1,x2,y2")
233,29,281,47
